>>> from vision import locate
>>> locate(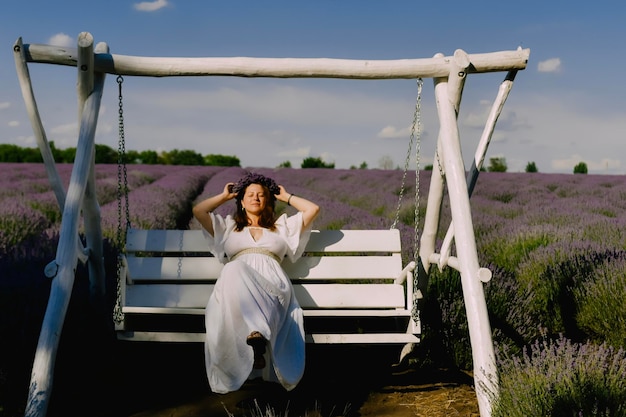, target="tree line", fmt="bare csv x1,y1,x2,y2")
0,143,343,169
0,142,240,166
0,143,590,173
